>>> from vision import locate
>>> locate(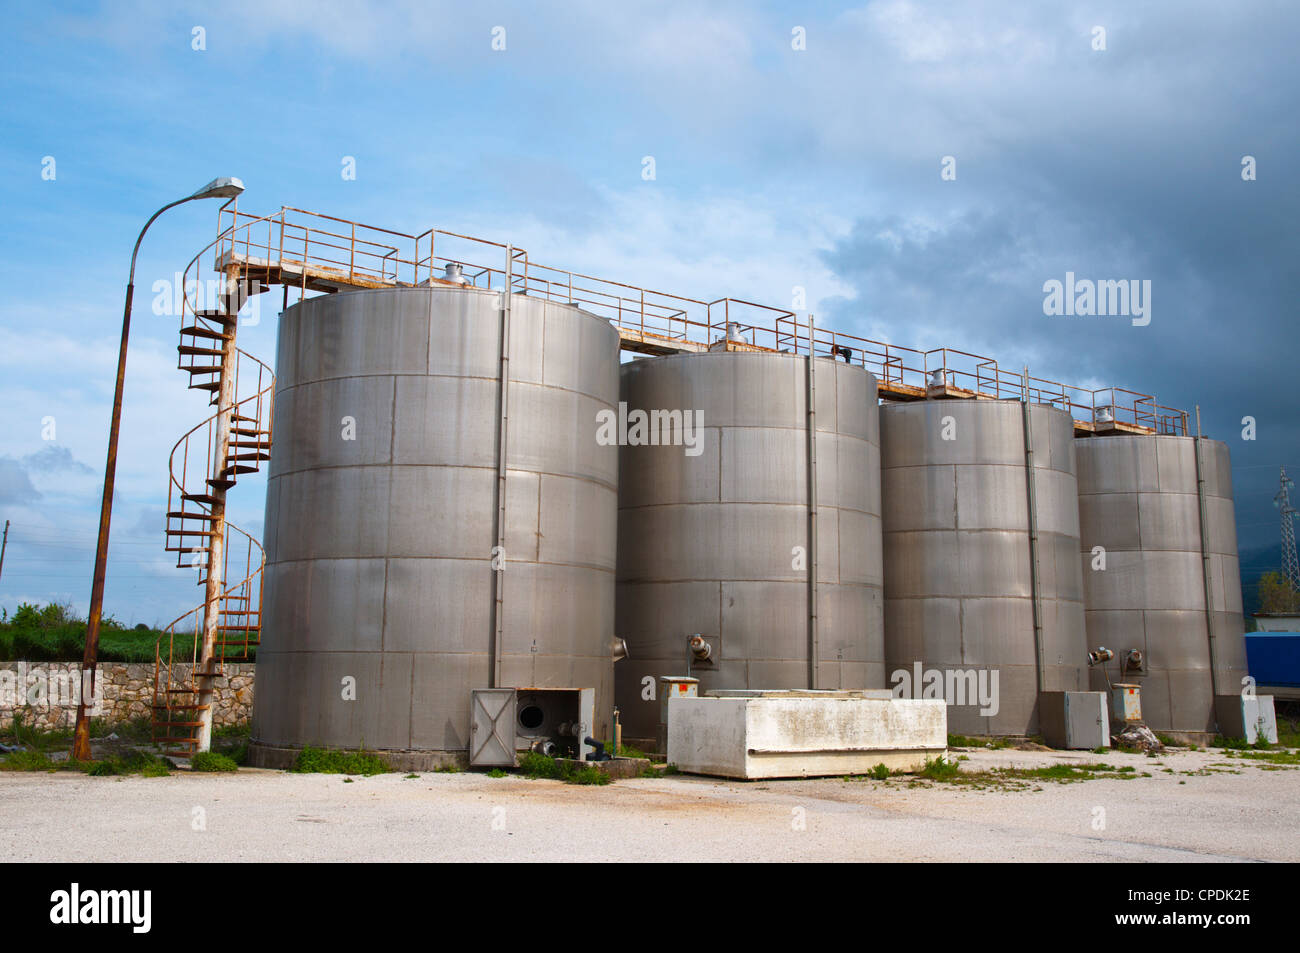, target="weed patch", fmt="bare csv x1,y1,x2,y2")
291,746,389,776
191,751,239,773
